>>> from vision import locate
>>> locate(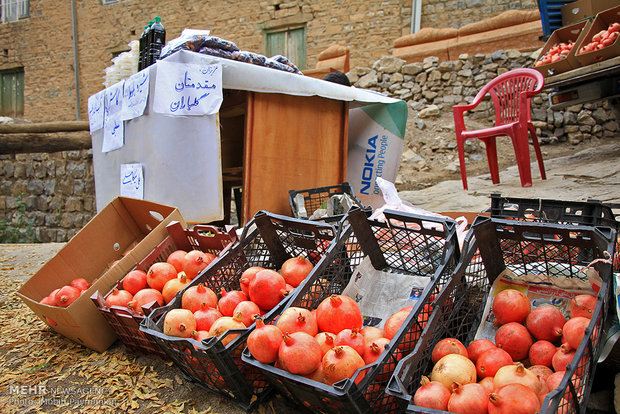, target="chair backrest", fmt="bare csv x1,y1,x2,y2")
477,68,544,126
